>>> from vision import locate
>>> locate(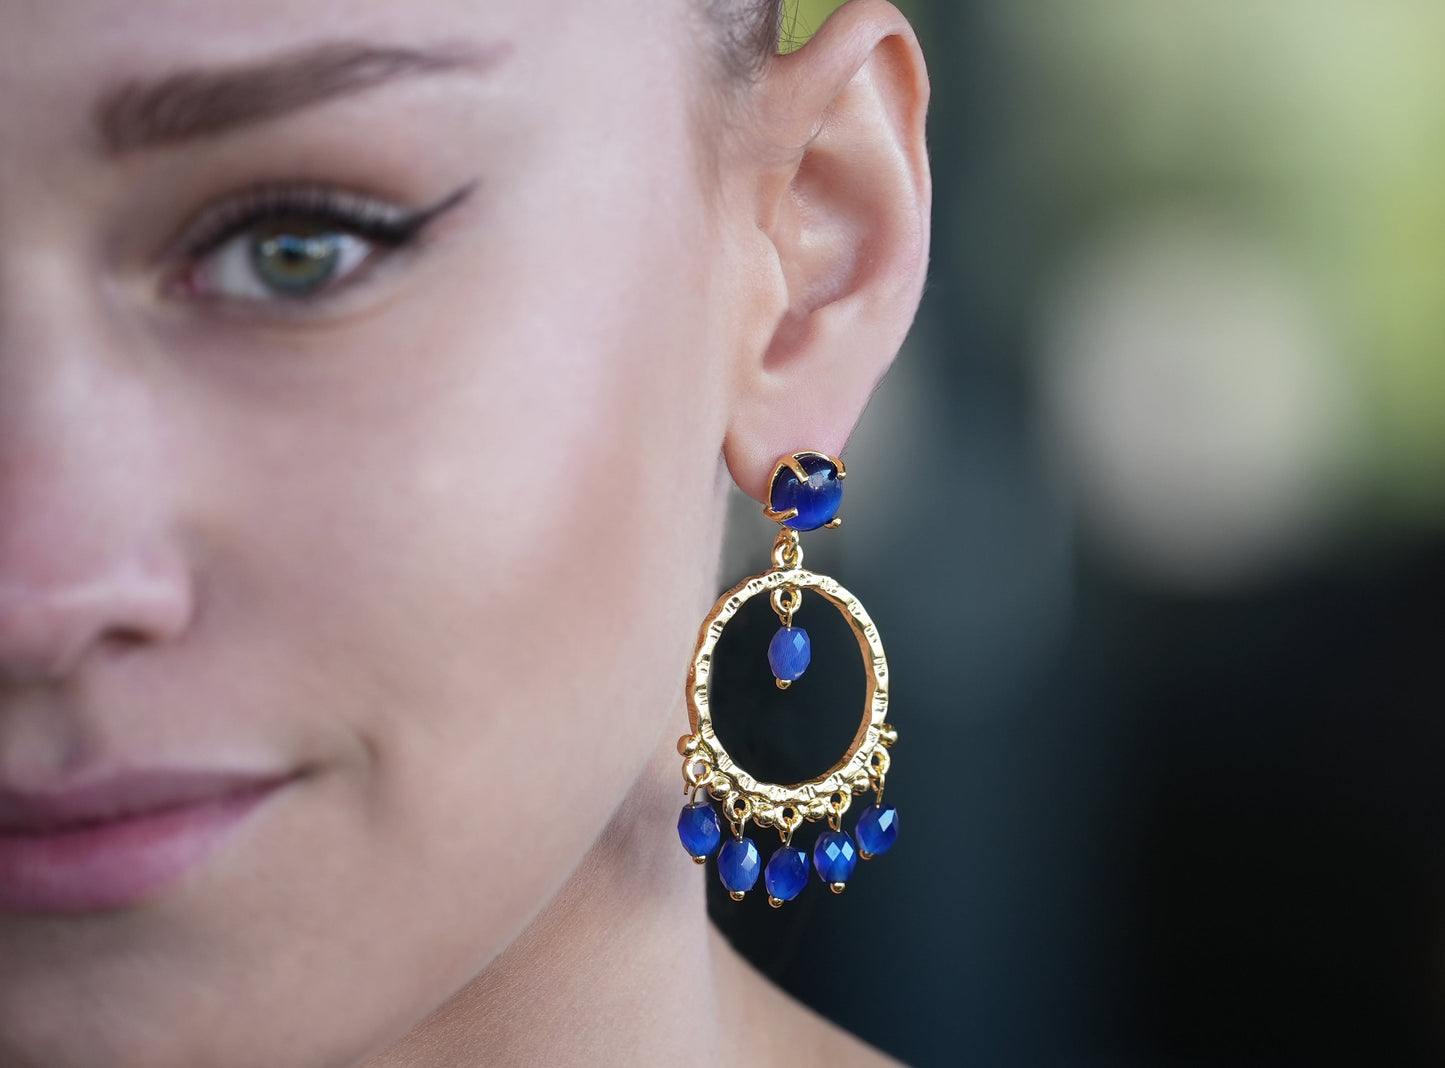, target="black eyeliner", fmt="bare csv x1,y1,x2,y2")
180,179,478,260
